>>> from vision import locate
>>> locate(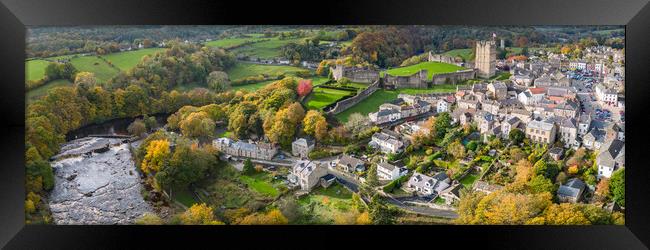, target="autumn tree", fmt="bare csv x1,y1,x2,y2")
447,140,466,159
303,110,326,136
366,164,379,187
180,203,224,225
595,178,610,201
179,111,215,139
540,203,590,225
527,175,556,194
514,159,534,183
296,79,313,97
356,211,372,225
140,139,171,175
314,119,329,142
609,169,625,207
508,129,525,144
238,209,289,225
344,113,370,135
127,119,147,137
207,71,230,93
